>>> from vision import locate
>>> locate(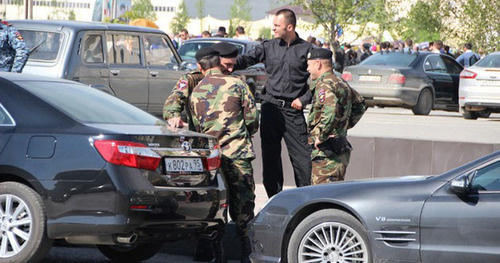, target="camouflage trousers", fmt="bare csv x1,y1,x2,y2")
311,151,351,185
221,156,255,237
